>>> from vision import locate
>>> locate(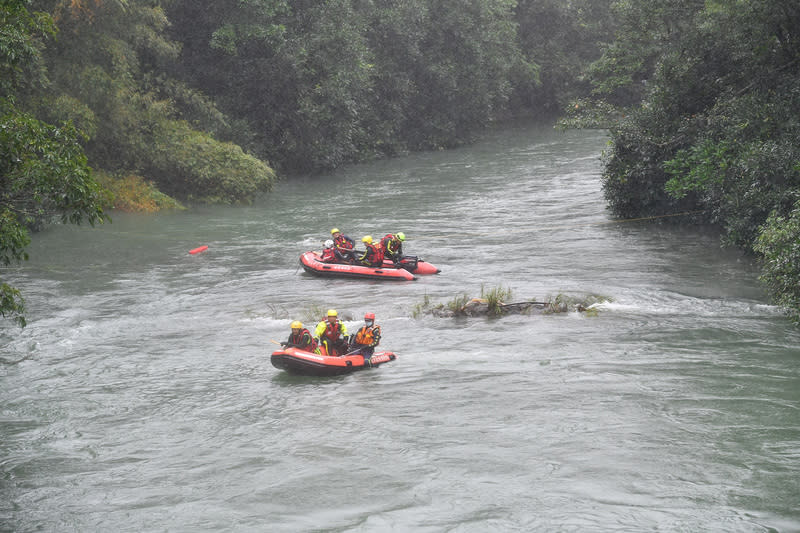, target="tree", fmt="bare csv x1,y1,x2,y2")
166,0,528,173
400,0,520,149
166,0,374,173
1,0,108,327
513,0,616,117
30,0,276,202
597,0,800,320
588,0,707,105
755,200,800,325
